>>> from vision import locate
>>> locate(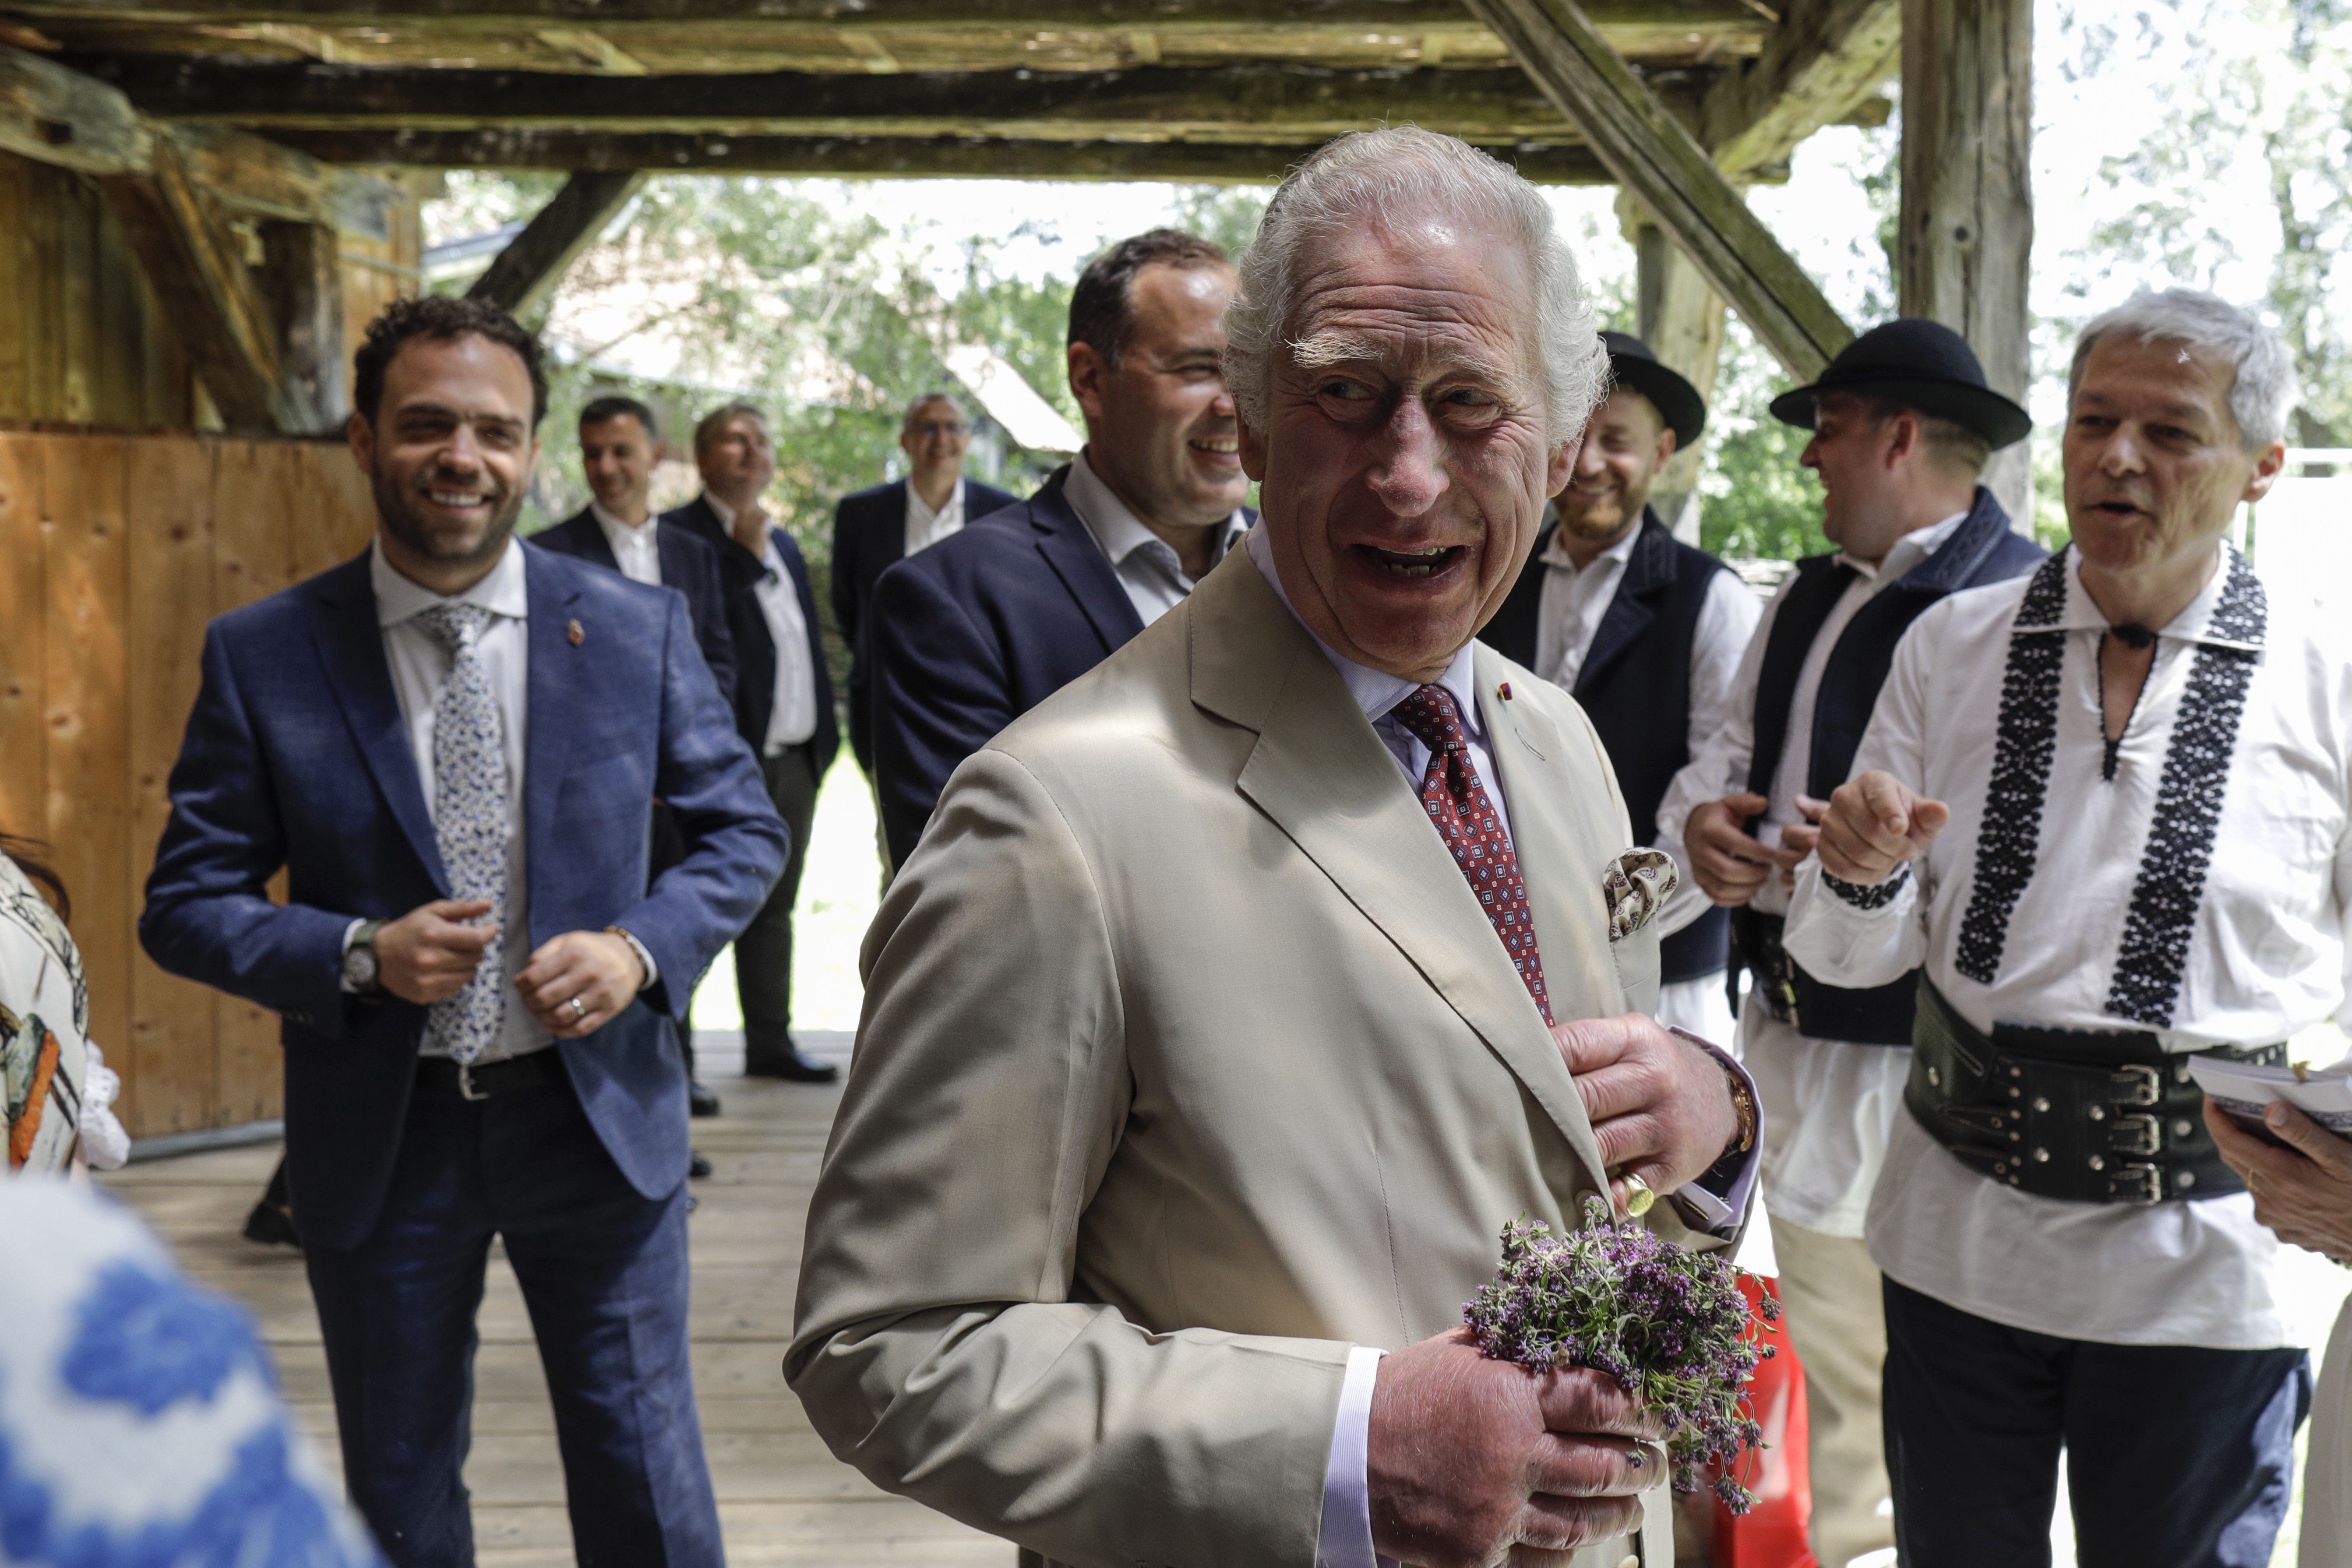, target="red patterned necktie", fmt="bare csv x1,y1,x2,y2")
1391,684,1553,1025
